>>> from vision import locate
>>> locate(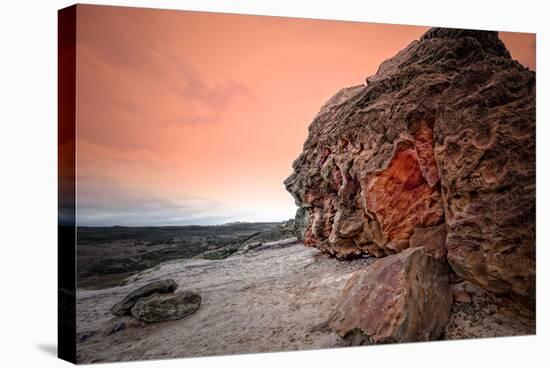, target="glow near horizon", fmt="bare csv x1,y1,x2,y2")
73,5,535,226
